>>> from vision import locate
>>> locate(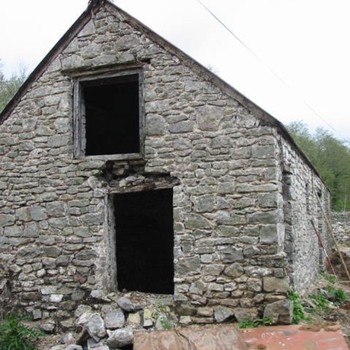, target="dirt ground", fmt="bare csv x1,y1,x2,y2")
36,334,62,350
